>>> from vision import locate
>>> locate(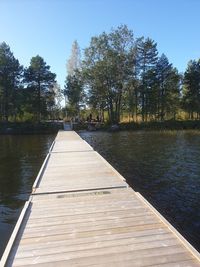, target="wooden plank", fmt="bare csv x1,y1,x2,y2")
25,211,153,228
13,230,170,253
73,256,199,267
25,204,148,219
55,131,82,141
16,224,166,246
51,140,93,152
32,153,50,191
30,190,135,204
21,220,160,239
0,201,30,267
9,252,194,267
72,254,196,267
152,260,200,267
30,188,135,202
29,196,142,209
11,245,187,266
14,234,176,259
33,150,127,194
